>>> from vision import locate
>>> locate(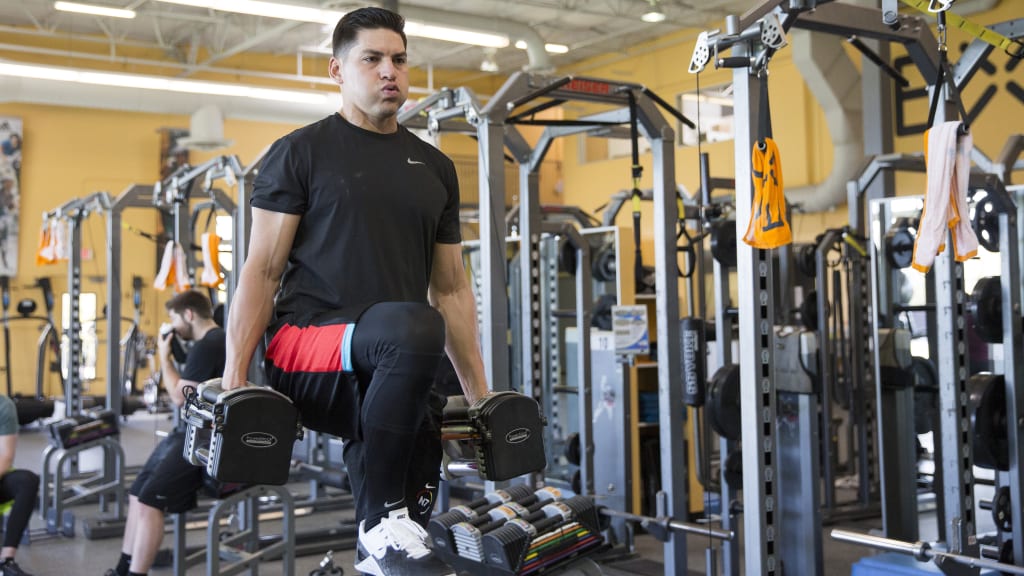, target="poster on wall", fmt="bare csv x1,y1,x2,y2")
0,117,21,276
